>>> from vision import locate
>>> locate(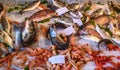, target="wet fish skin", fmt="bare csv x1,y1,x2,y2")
80,34,100,42
0,30,13,49
12,22,22,48
1,16,10,34
21,19,36,47
19,0,40,14
29,9,57,22
96,24,110,39
111,35,120,46
48,0,65,8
